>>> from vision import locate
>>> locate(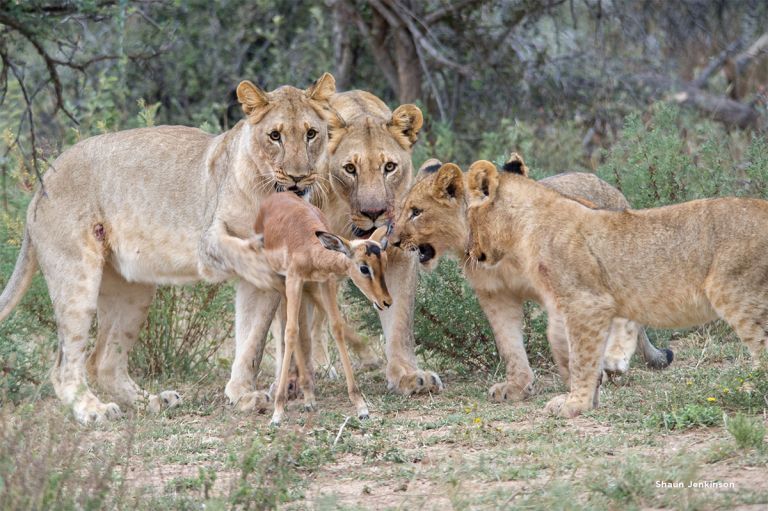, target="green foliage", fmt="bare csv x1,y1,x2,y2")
598,103,768,208
726,413,766,451
132,284,235,381
651,403,723,430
